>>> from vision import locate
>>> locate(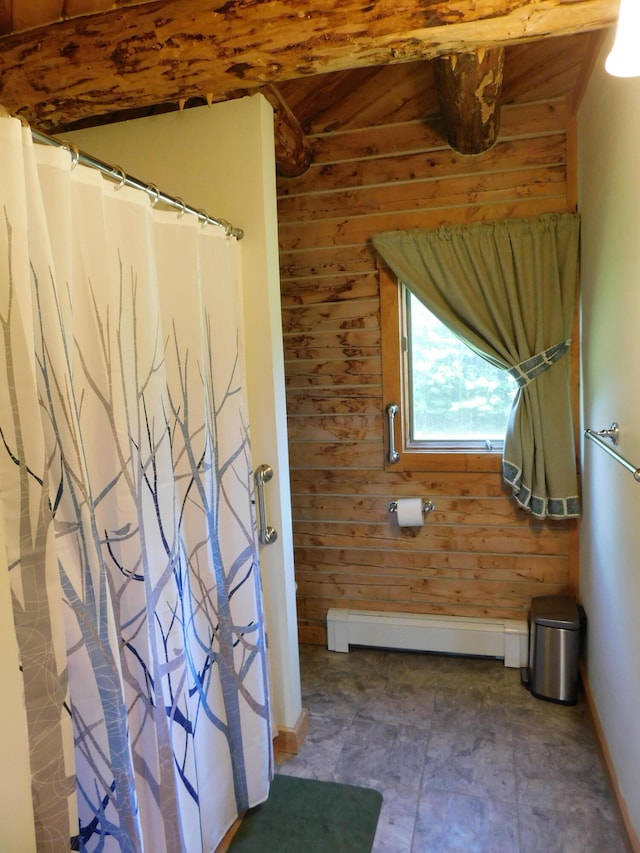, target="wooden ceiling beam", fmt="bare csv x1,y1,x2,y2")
0,0,617,131
256,85,313,178
434,48,505,155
